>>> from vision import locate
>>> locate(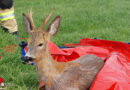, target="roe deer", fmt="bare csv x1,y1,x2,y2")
22,9,104,90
